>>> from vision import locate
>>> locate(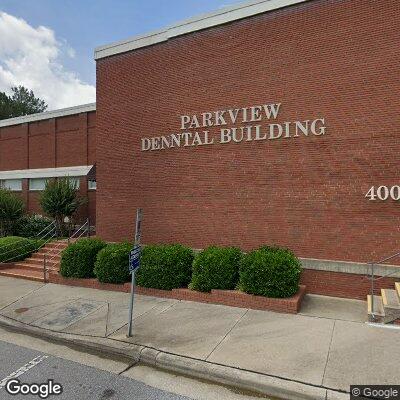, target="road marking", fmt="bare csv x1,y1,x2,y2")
0,355,49,389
